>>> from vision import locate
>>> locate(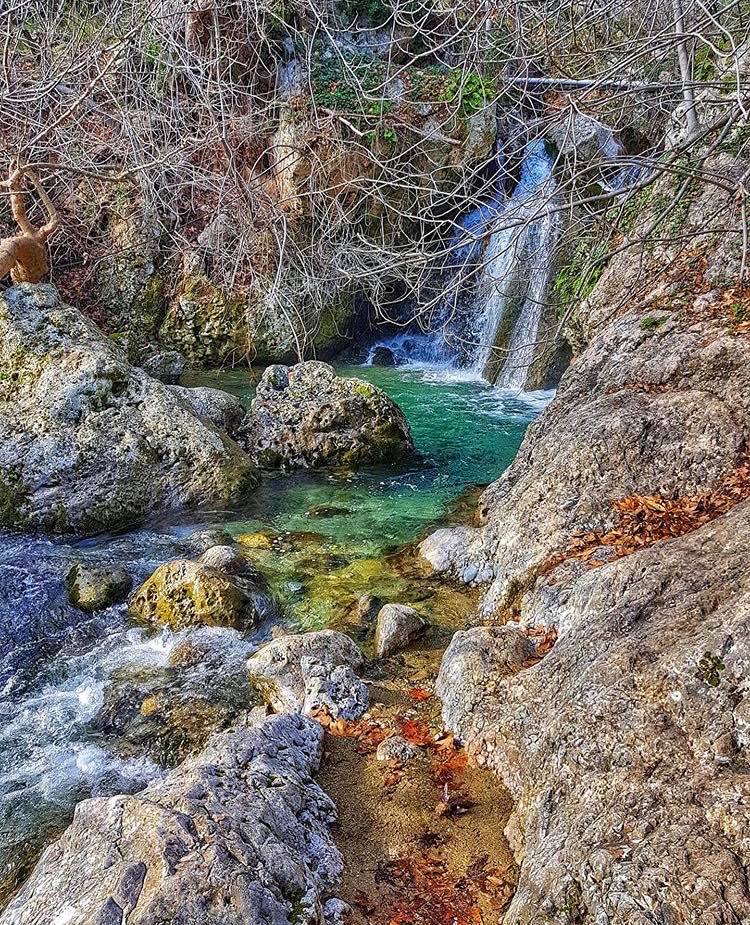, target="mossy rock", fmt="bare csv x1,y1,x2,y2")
66,563,133,613
129,559,253,630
